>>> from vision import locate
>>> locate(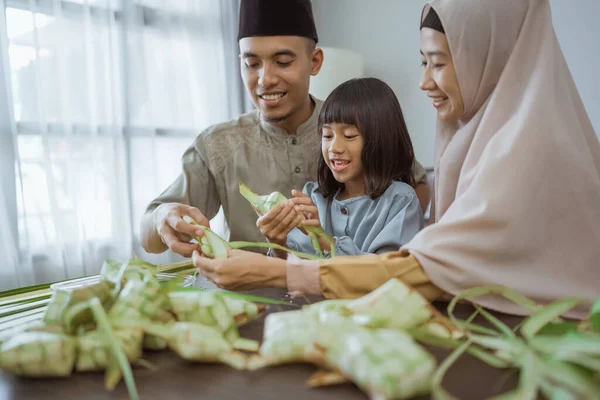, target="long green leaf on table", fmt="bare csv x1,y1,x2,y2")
476,306,515,337
448,286,539,327
552,352,600,373
529,332,600,356
0,283,54,298
431,339,472,400
540,359,600,396
0,293,52,308
408,327,508,369
521,297,581,339
537,321,579,335
89,297,139,400
467,334,525,354
172,286,294,306
0,299,50,320
539,381,579,400
590,297,600,332
515,350,541,400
